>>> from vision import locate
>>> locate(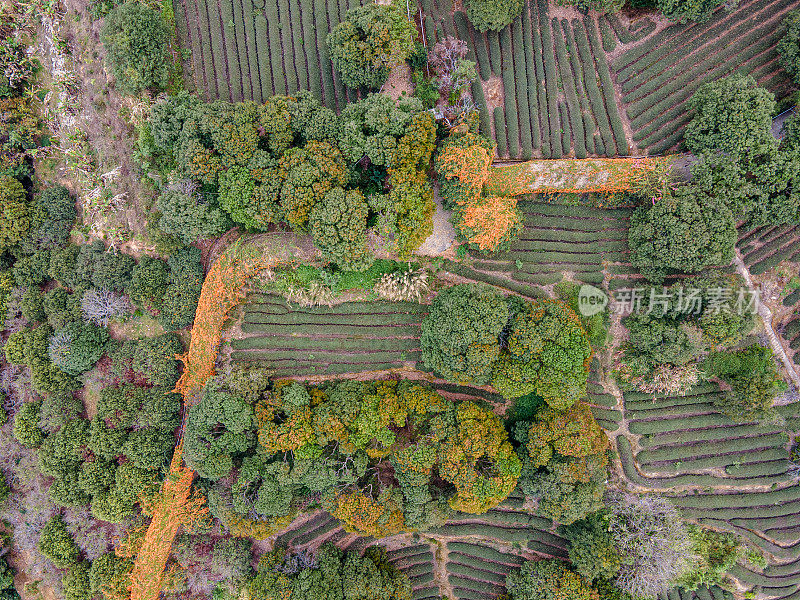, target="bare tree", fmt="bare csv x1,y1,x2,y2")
81,288,131,326
429,36,470,94
606,491,695,599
